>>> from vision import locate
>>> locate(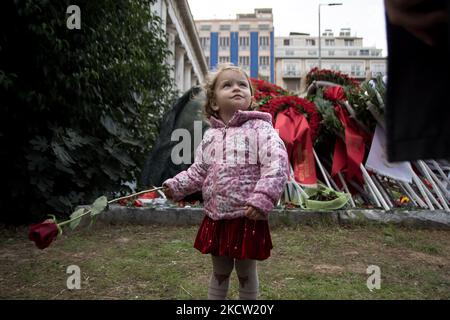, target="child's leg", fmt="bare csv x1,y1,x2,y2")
234,259,259,300
208,255,234,300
